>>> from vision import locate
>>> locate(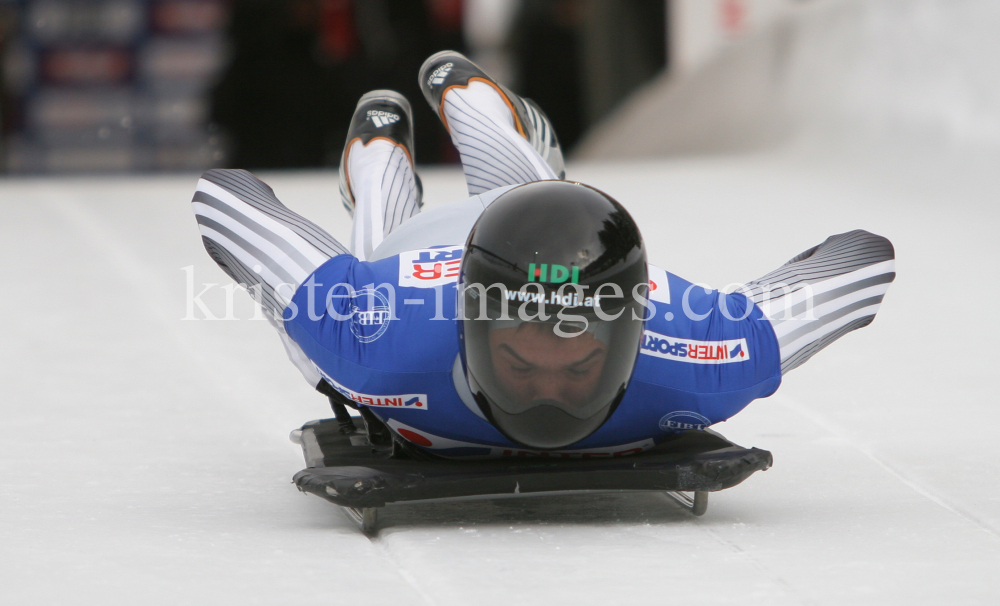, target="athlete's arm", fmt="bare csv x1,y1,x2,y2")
192,168,351,388
742,230,895,373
